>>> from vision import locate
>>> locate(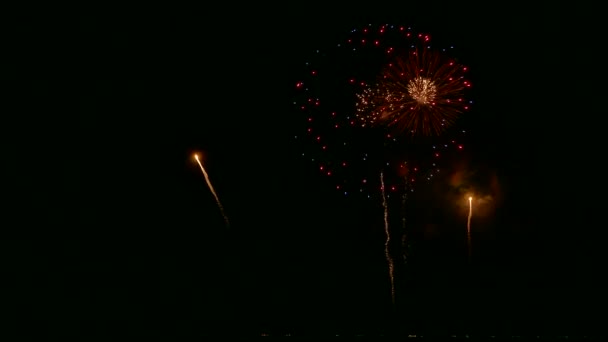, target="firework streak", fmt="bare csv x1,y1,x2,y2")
380,171,396,306
195,154,230,228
